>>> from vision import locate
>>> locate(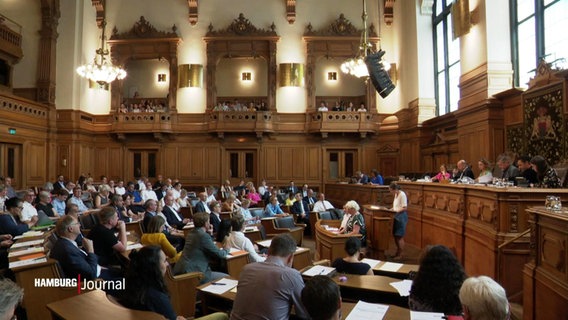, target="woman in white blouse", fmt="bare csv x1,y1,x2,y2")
225,215,266,263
